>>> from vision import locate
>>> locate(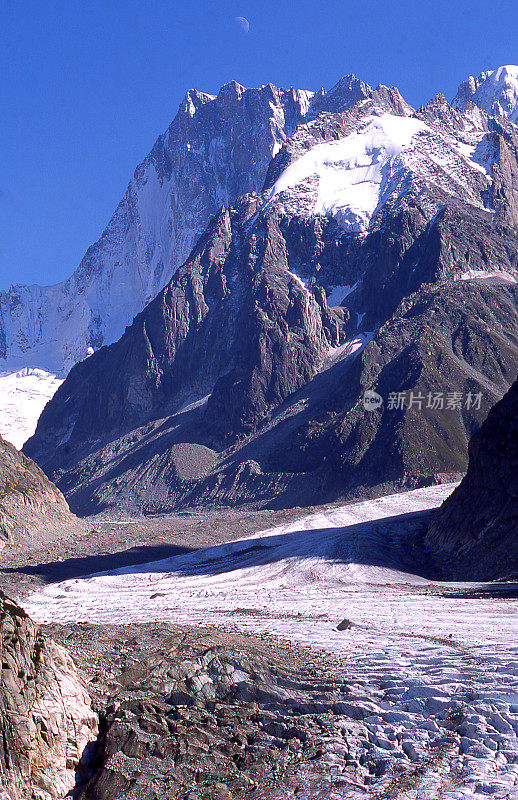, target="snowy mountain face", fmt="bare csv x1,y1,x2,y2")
0,369,63,449
24,81,518,514
266,106,494,232
452,65,518,123
0,81,316,378
0,73,413,384
0,75,410,449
